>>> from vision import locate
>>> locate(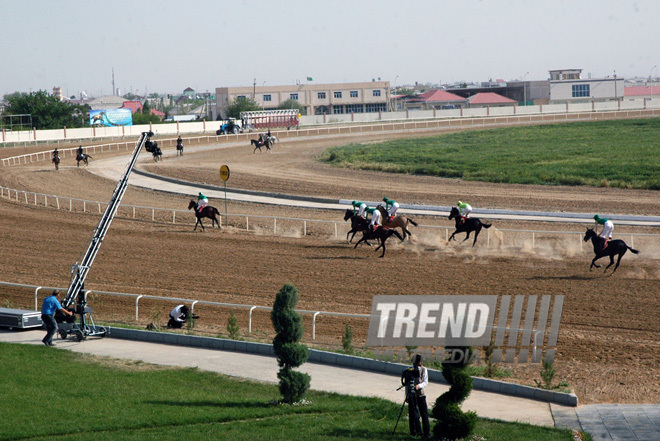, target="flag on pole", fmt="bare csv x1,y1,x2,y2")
306,77,313,82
